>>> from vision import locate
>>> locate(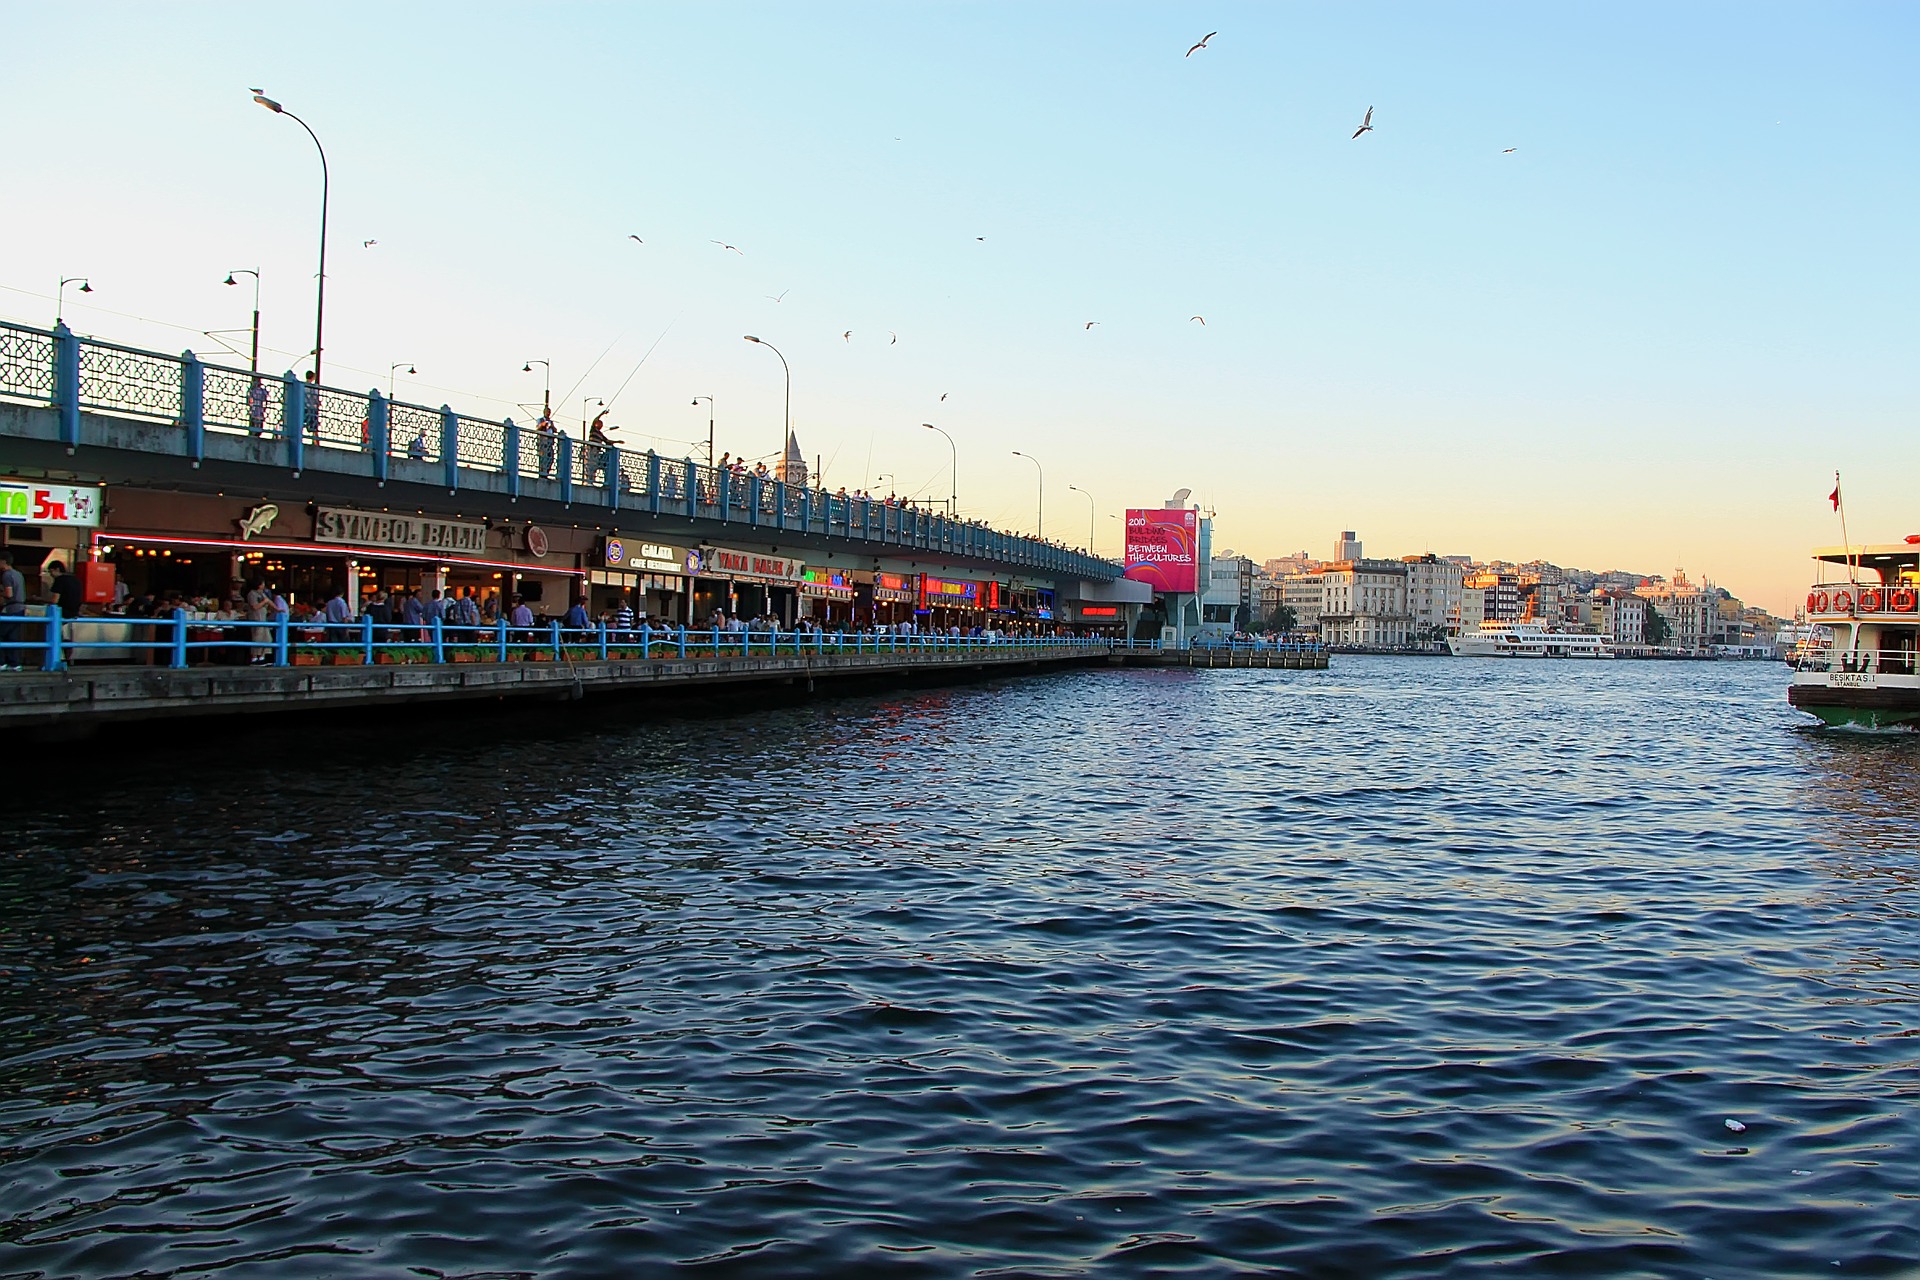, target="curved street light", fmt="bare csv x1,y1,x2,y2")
521,359,551,418
223,270,261,377
690,396,715,467
742,336,790,466
922,423,956,518
1068,484,1095,552
251,92,329,383
56,276,92,325
388,362,415,400
1011,450,1043,540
